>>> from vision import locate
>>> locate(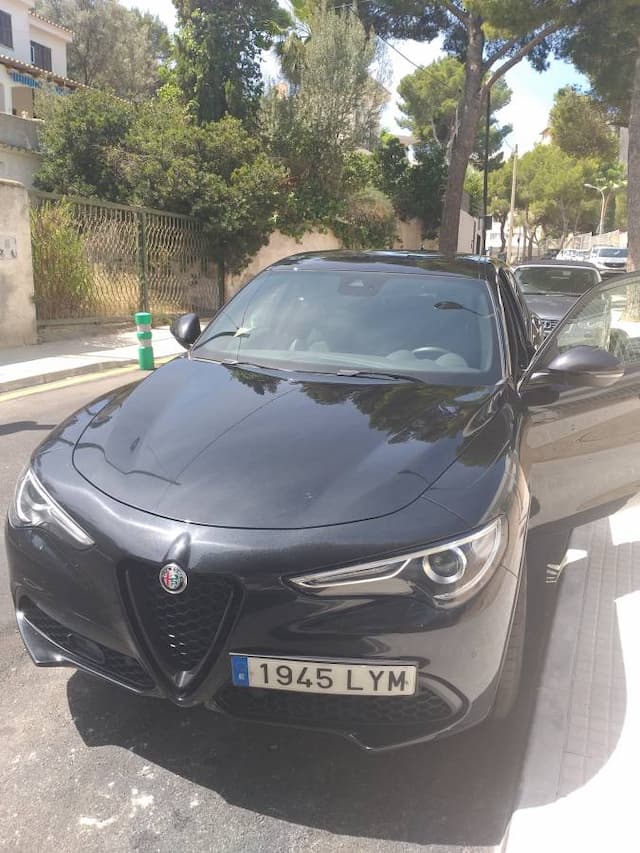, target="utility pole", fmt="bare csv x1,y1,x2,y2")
481,90,491,255
506,145,518,265
584,183,606,236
